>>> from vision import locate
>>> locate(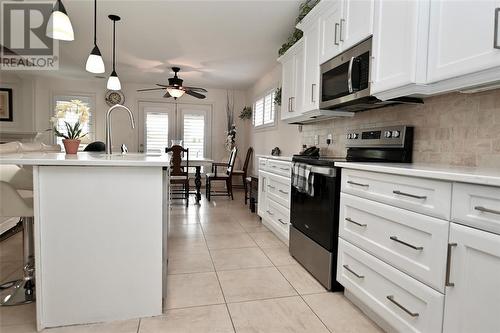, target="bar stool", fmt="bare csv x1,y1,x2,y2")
0,181,35,305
